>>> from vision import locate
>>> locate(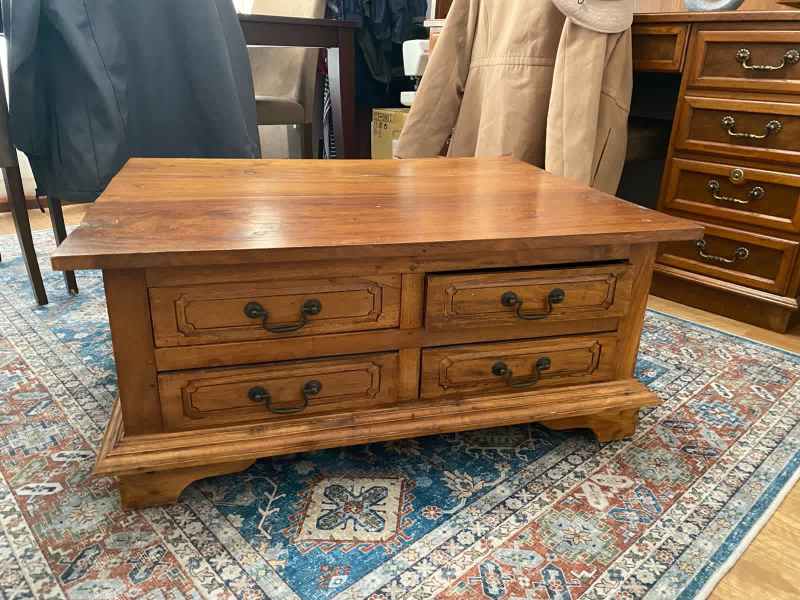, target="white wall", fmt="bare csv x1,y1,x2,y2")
233,0,255,13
